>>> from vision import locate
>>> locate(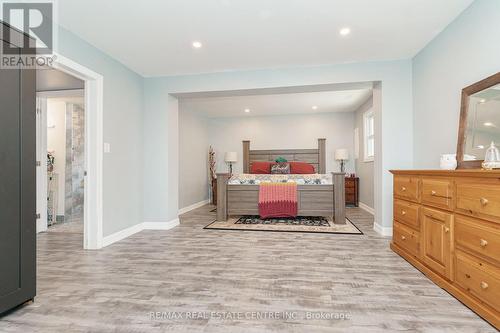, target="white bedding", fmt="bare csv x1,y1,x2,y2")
227,173,332,185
